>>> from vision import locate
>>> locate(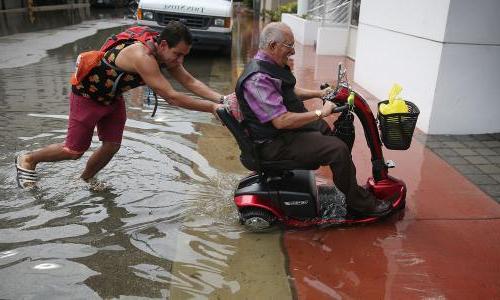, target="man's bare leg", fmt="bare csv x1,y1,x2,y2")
81,142,120,181
18,143,82,171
